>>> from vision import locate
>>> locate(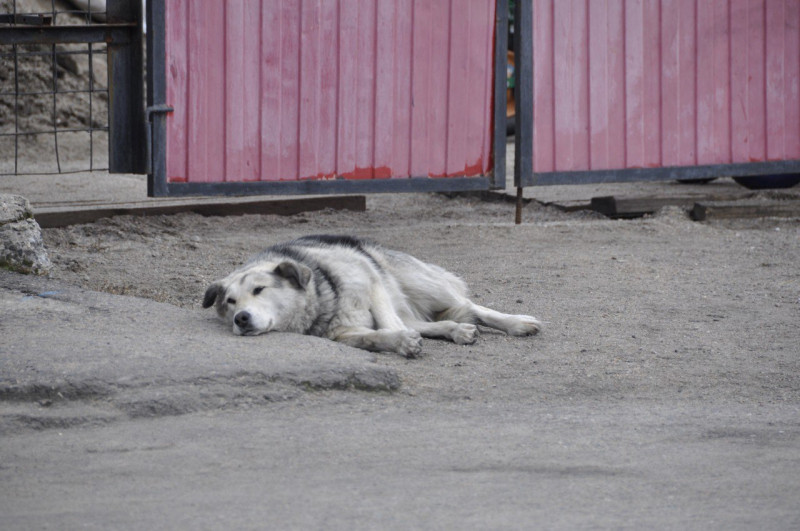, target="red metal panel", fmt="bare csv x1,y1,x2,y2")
164,0,496,184
165,0,188,182
225,0,261,182
187,0,225,183
530,0,800,174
